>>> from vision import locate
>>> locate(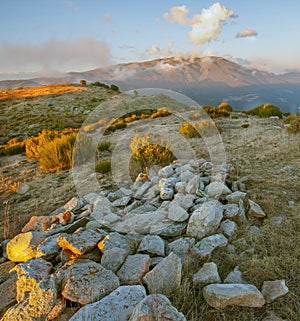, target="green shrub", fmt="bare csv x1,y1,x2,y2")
179,122,201,138
129,132,176,177
0,138,26,157
246,104,282,118
110,84,119,92
95,160,111,173
97,141,111,152
284,114,300,133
